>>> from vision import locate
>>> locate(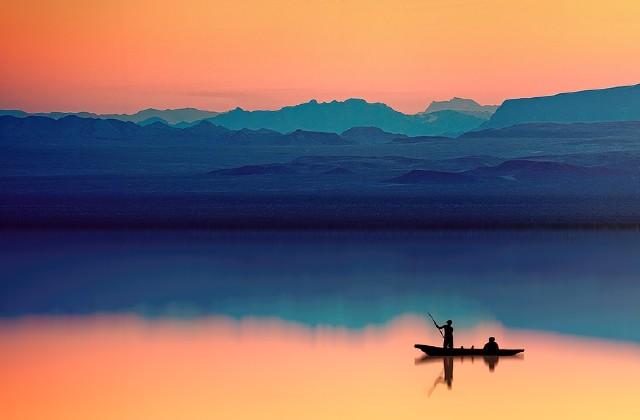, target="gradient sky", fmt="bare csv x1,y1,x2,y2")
2,0,640,114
